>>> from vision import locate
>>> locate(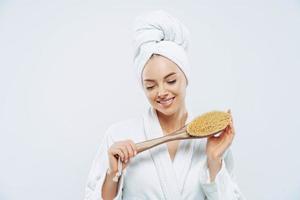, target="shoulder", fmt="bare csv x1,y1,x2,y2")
105,116,144,142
